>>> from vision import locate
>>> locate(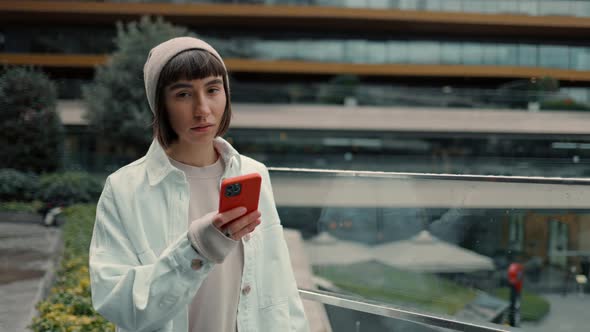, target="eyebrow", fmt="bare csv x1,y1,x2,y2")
167,82,192,91
167,78,223,91
205,78,223,86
